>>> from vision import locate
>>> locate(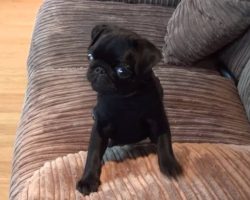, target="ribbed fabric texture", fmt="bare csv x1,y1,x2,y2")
163,0,250,65
11,1,175,199
219,28,250,80
10,67,250,200
238,60,250,121
9,0,250,199
27,0,175,75
95,0,181,7
155,68,250,144
19,143,250,200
